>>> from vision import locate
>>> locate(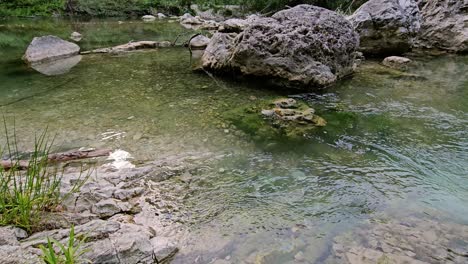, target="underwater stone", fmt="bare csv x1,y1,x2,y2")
70,31,82,42
382,56,412,70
